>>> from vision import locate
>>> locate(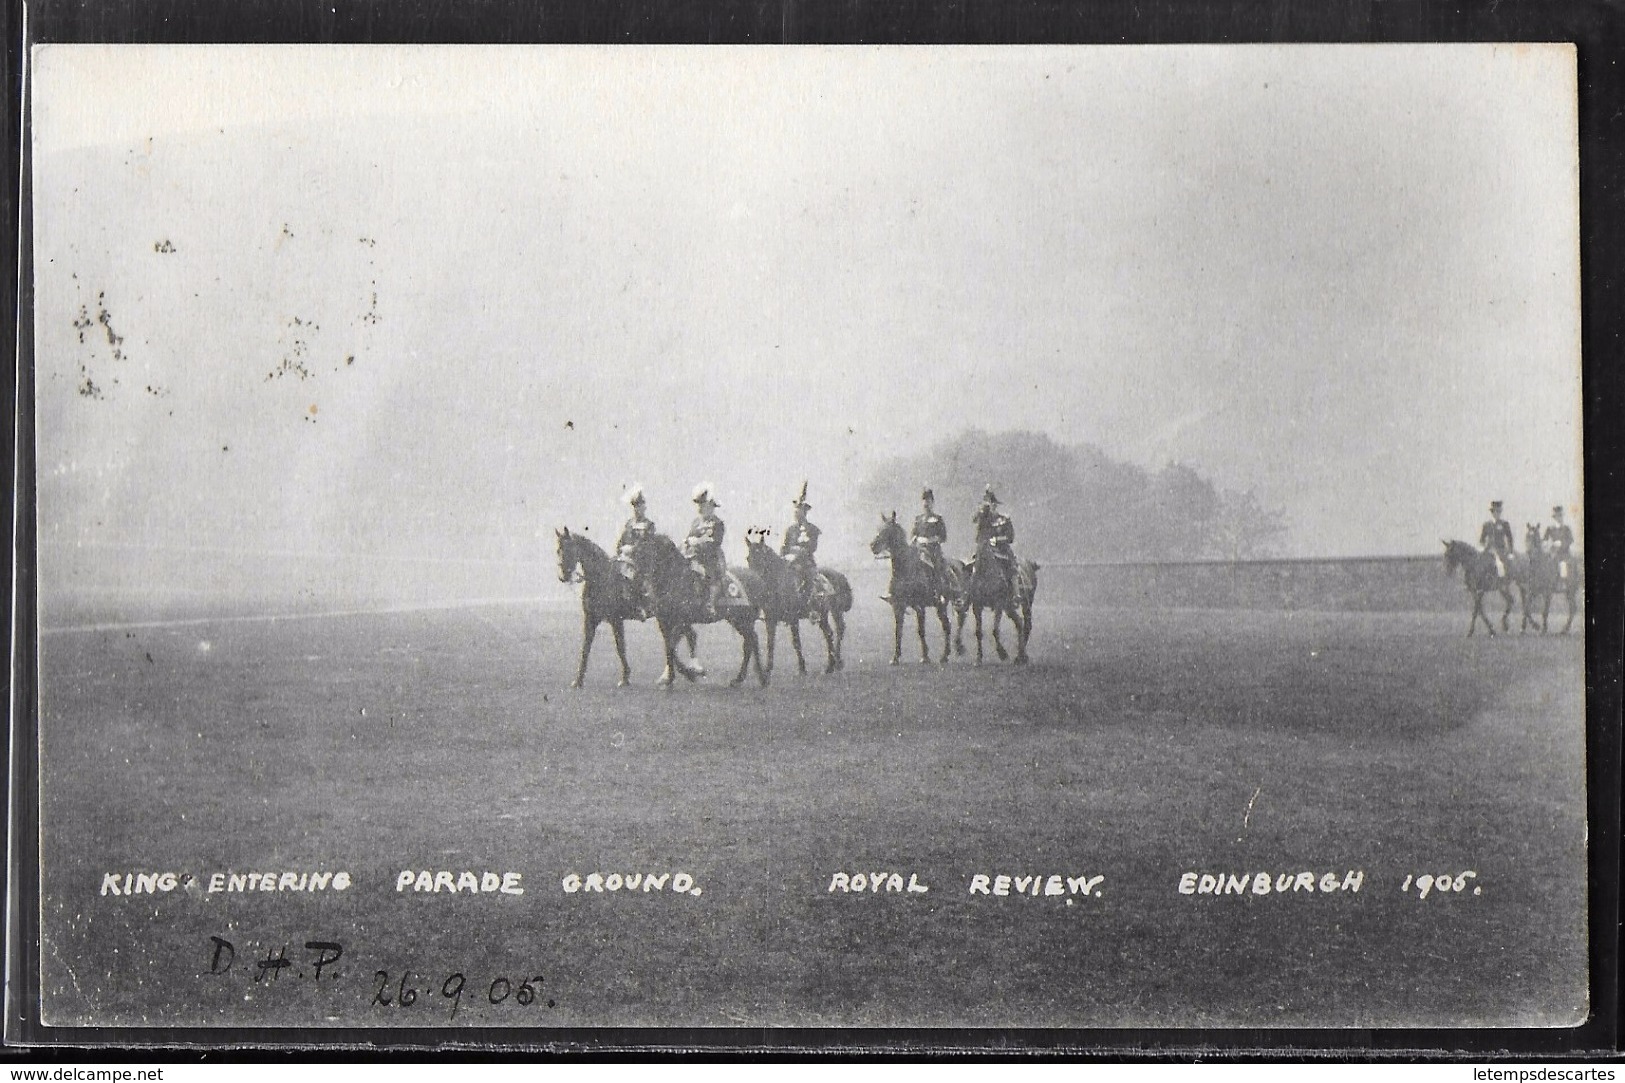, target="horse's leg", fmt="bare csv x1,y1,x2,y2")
684,627,704,675
1518,587,1531,634
831,611,846,671
1004,606,1019,662
1561,590,1575,634
790,620,808,675
891,605,904,665
935,604,952,663
610,620,631,687
752,621,769,686
915,605,930,663
763,620,777,676
974,605,985,665
1500,588,1512,632
816,614,837,674
954,602,967,657
657,621,677,687
730,620,751,687
991,607,1008,661
730,617,766,687
572,613,597,689
1014,603,1031,664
